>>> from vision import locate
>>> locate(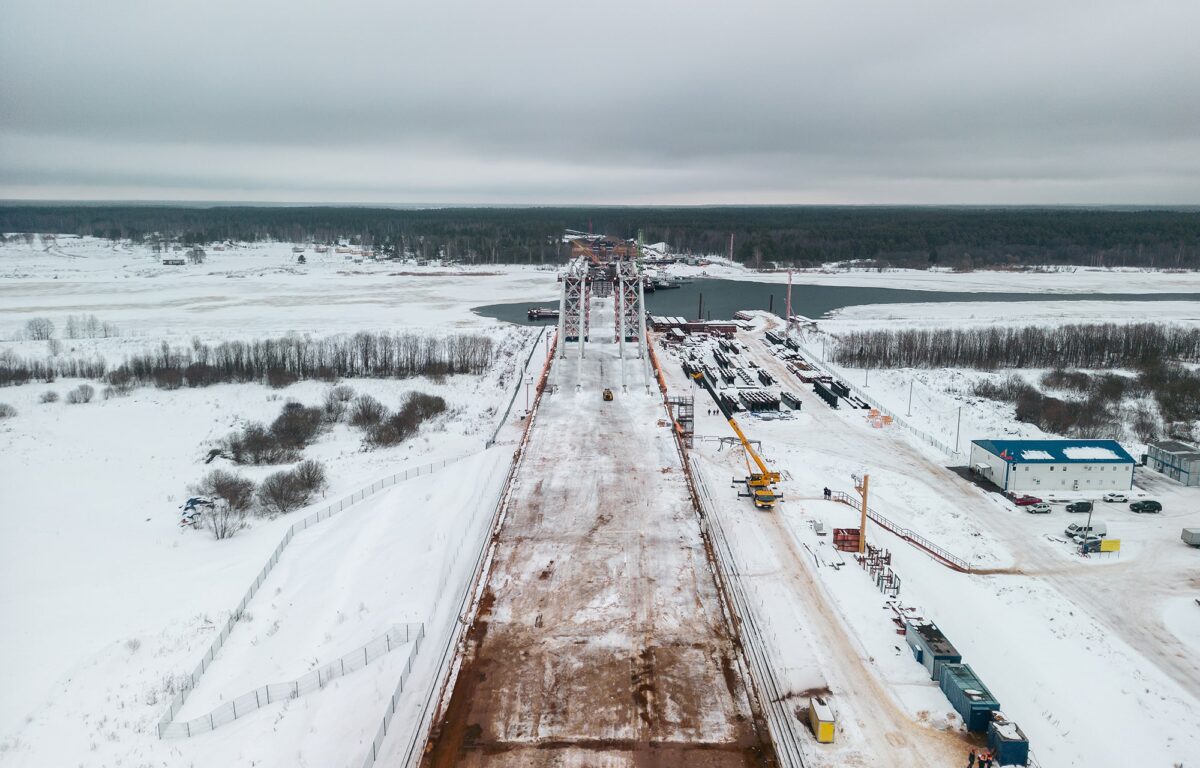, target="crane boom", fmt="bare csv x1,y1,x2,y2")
728,417,780,485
